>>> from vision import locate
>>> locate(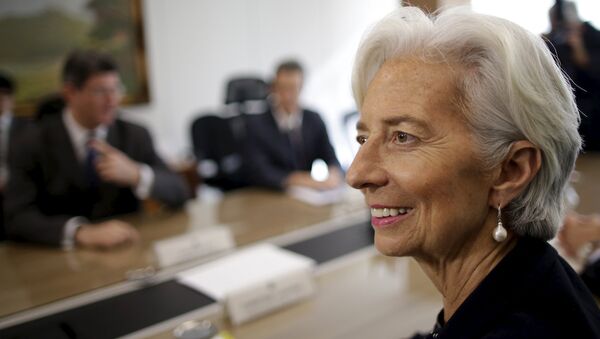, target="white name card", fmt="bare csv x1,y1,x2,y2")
153,226,235,268
286,185,345,206
178,244,316,325
227,268,315,325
